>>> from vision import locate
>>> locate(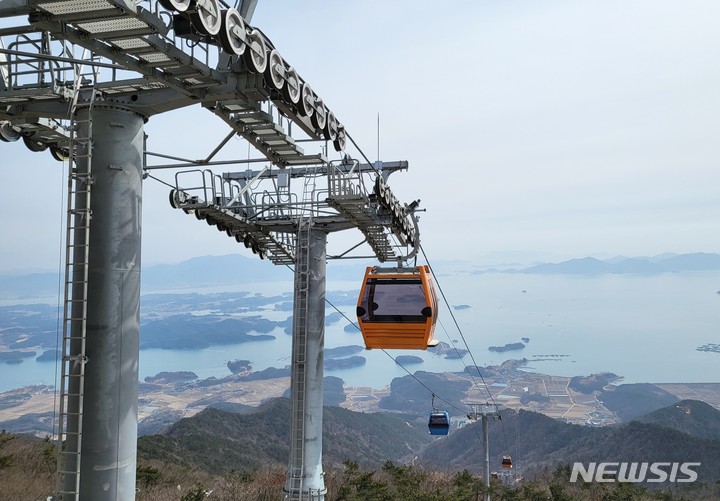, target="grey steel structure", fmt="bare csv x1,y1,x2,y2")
467,403,502,501
0,1,421,500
